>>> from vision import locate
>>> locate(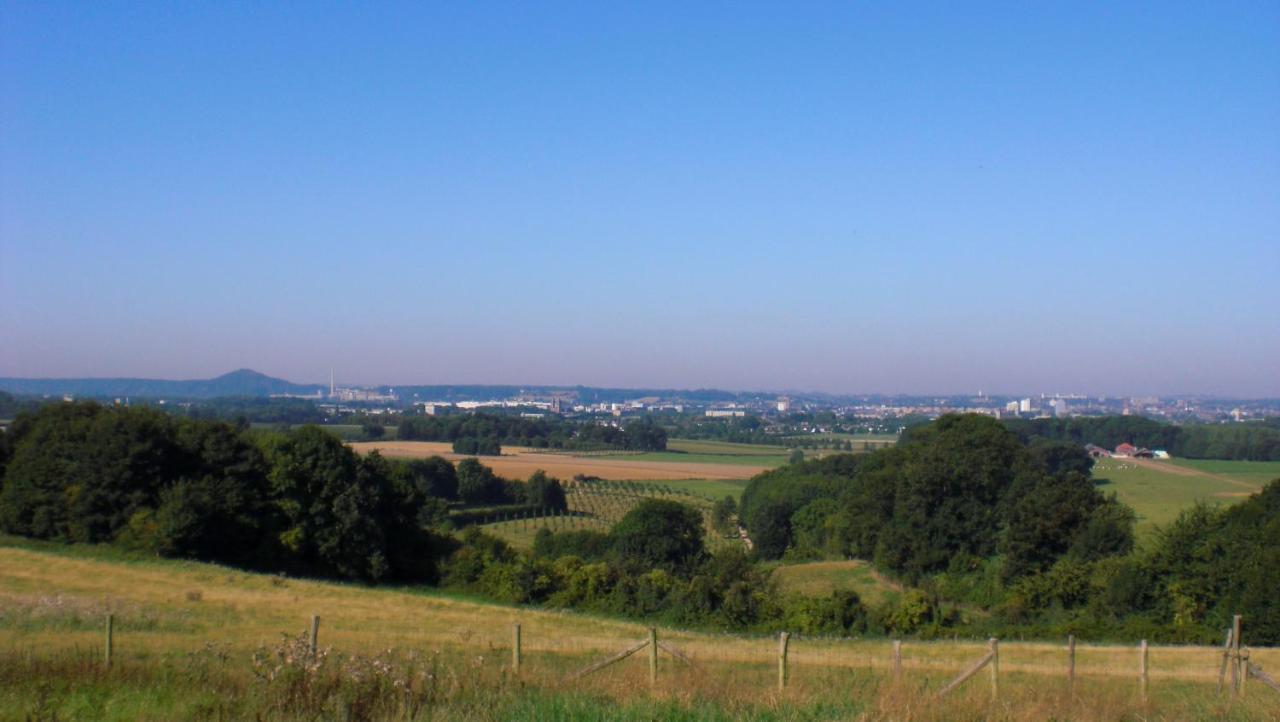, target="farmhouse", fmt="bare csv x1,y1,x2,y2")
1085,443,1112,458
